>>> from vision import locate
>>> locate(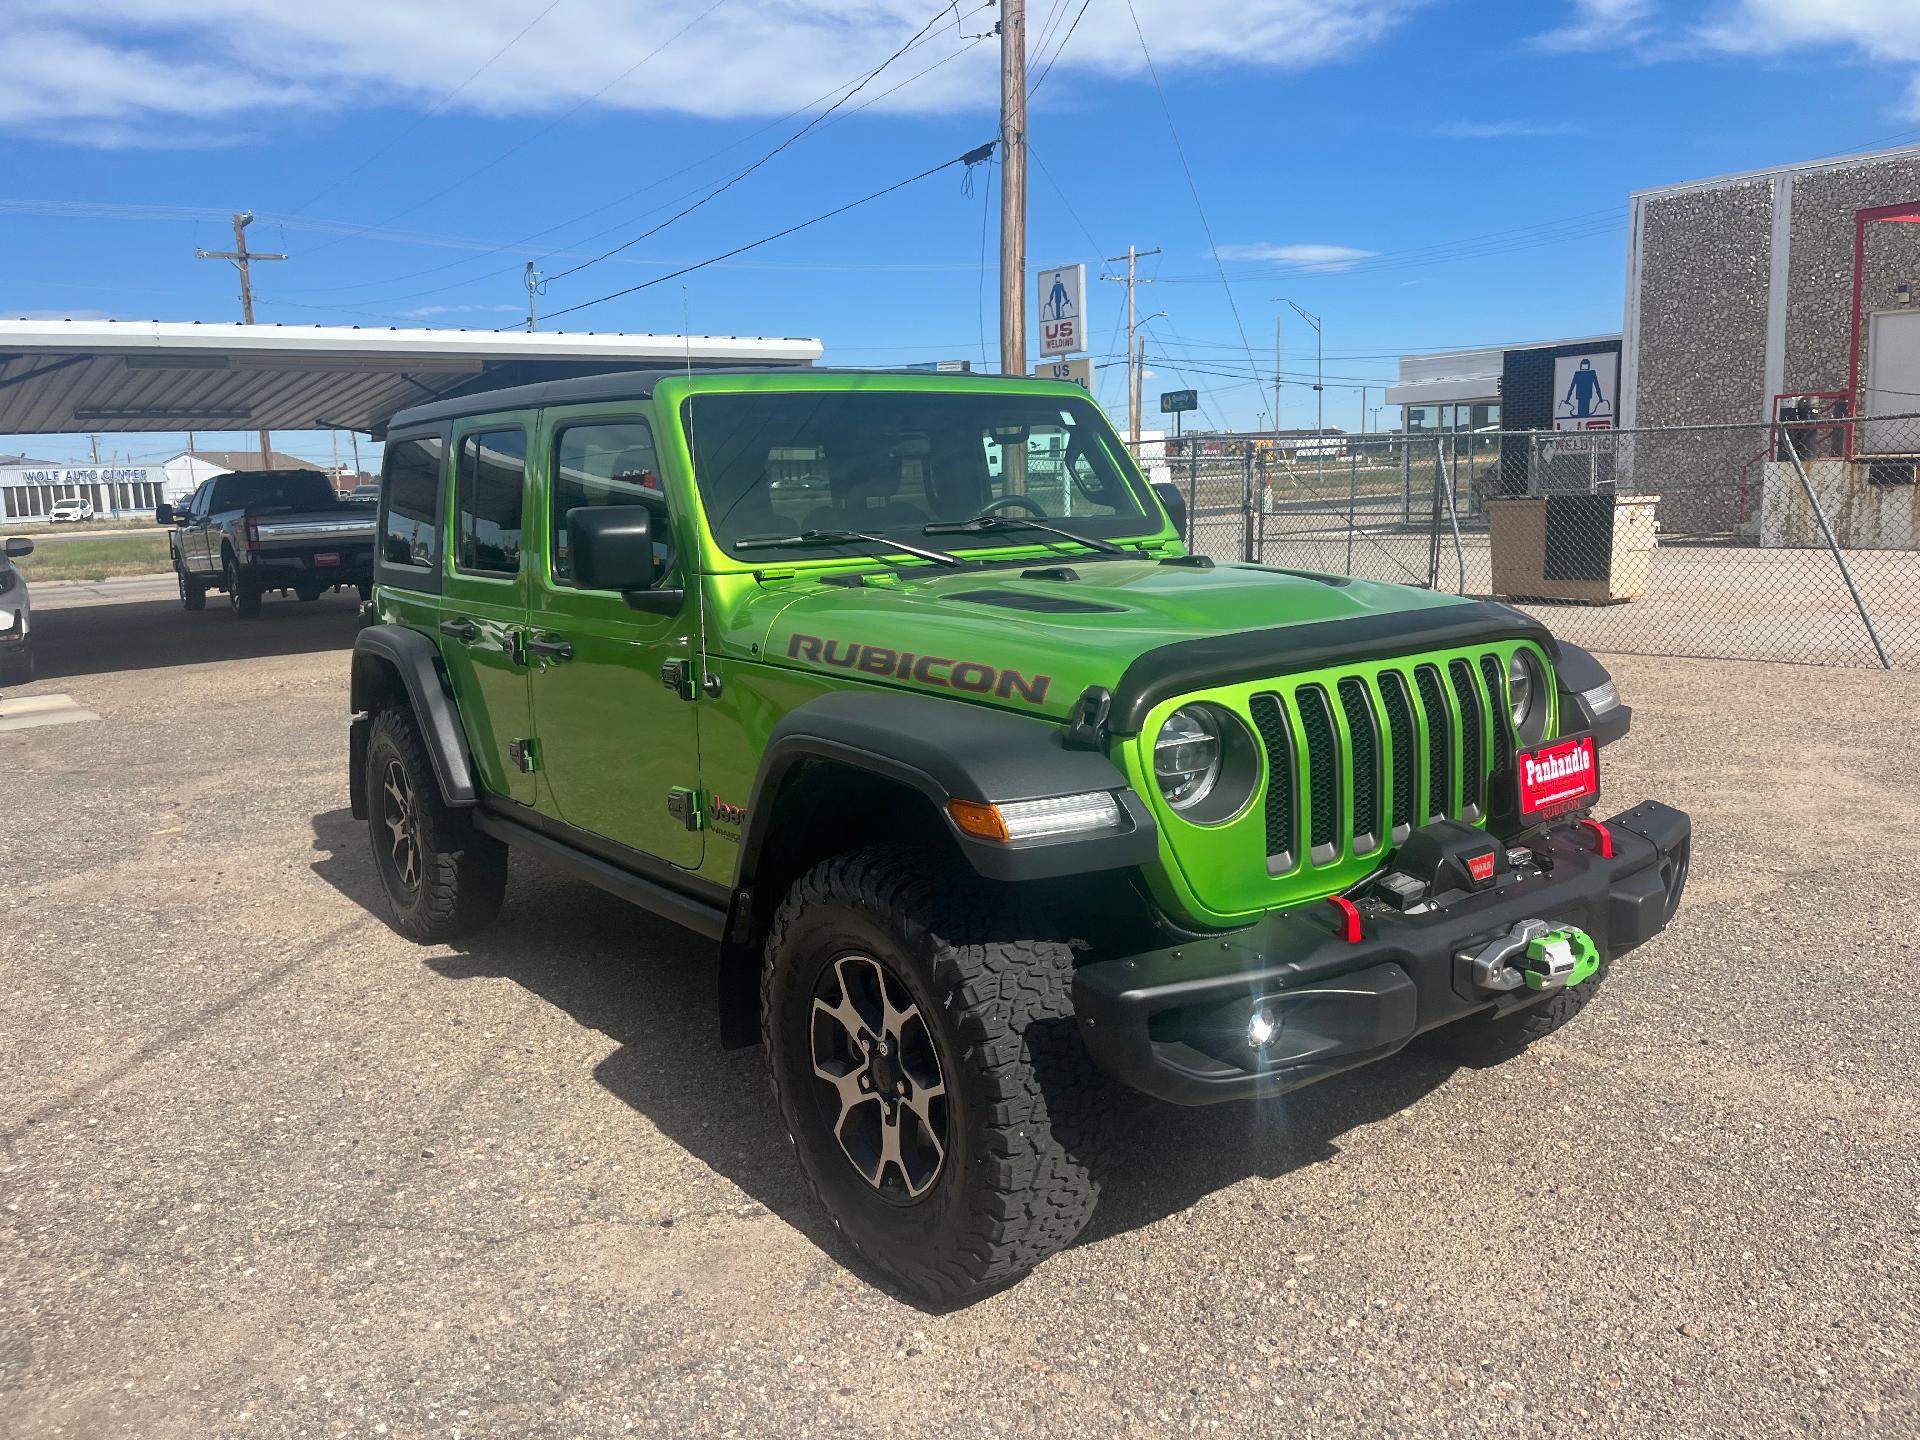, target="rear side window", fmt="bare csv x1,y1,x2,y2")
551,421,671,585
381,436,445,574
455,429,527,577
